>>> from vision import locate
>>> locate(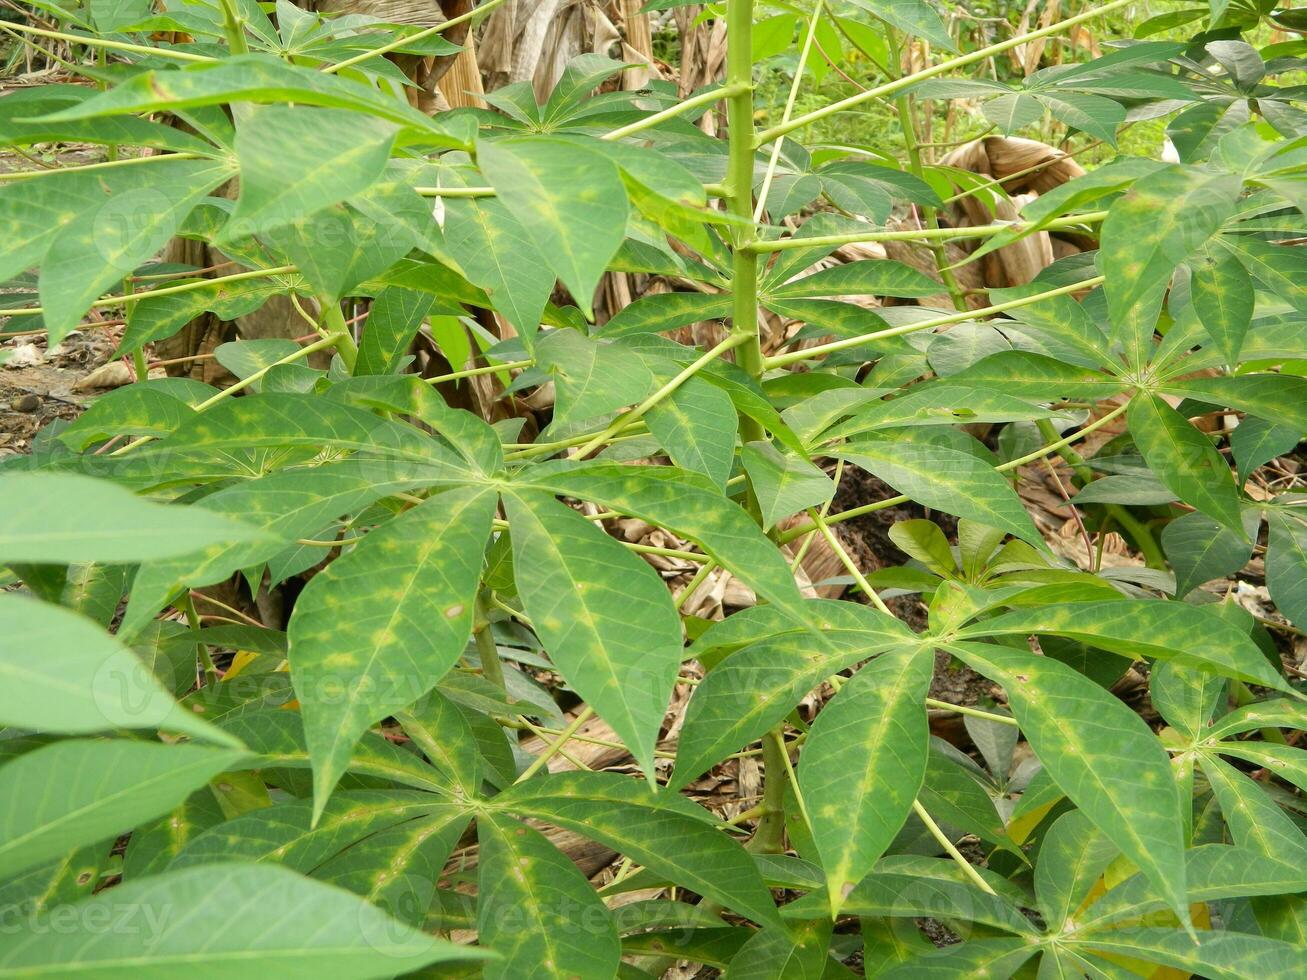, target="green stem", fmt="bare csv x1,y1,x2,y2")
764,274,1105,369
603,84,747,142
216,0,249,54
912,799,996,895
427,358,534,386
473,596,507,693
887,29,968,311
746,211,1107,252
180,592,217,686
750,730,789,854
0,265,297,318
0,21,215,62
319,302,359,374
756,0,1137,144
